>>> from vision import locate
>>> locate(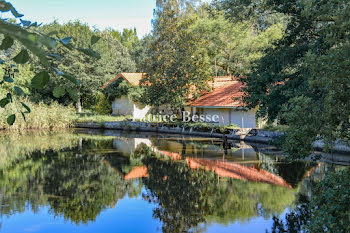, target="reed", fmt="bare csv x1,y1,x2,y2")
0,101,75,130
